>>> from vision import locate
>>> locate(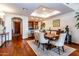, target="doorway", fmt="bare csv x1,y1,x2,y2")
14,21,21,34
12,17,22,40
